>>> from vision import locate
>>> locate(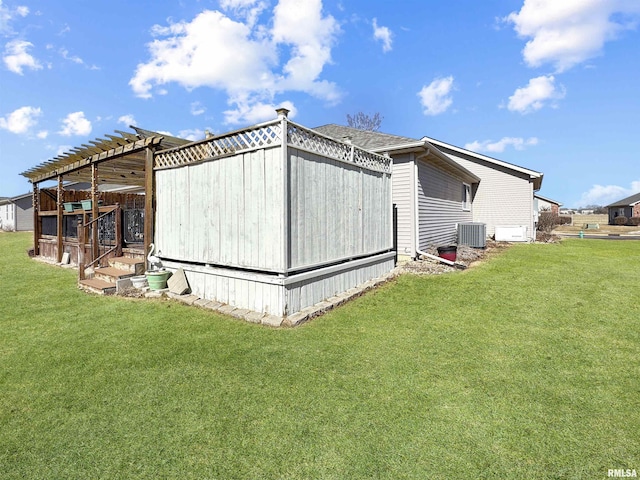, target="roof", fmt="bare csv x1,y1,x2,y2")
421,136,543,190
606,192,640,207
534,194,562,206
20,127,190,185
313,124,480,183
313,124,417,151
